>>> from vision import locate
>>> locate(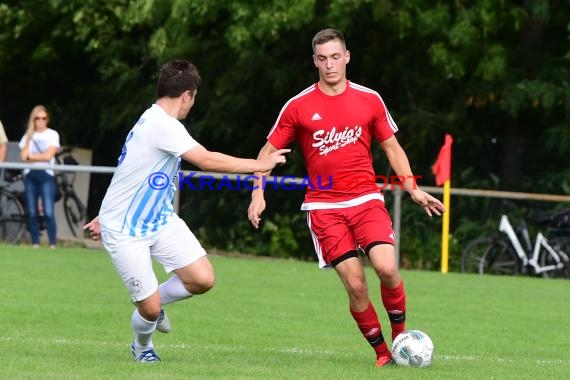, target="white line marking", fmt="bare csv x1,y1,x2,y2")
1,336,568,365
